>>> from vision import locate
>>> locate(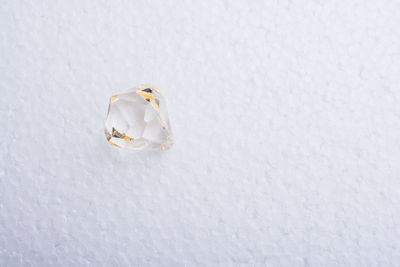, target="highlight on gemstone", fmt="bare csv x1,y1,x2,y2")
104,85,173,150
